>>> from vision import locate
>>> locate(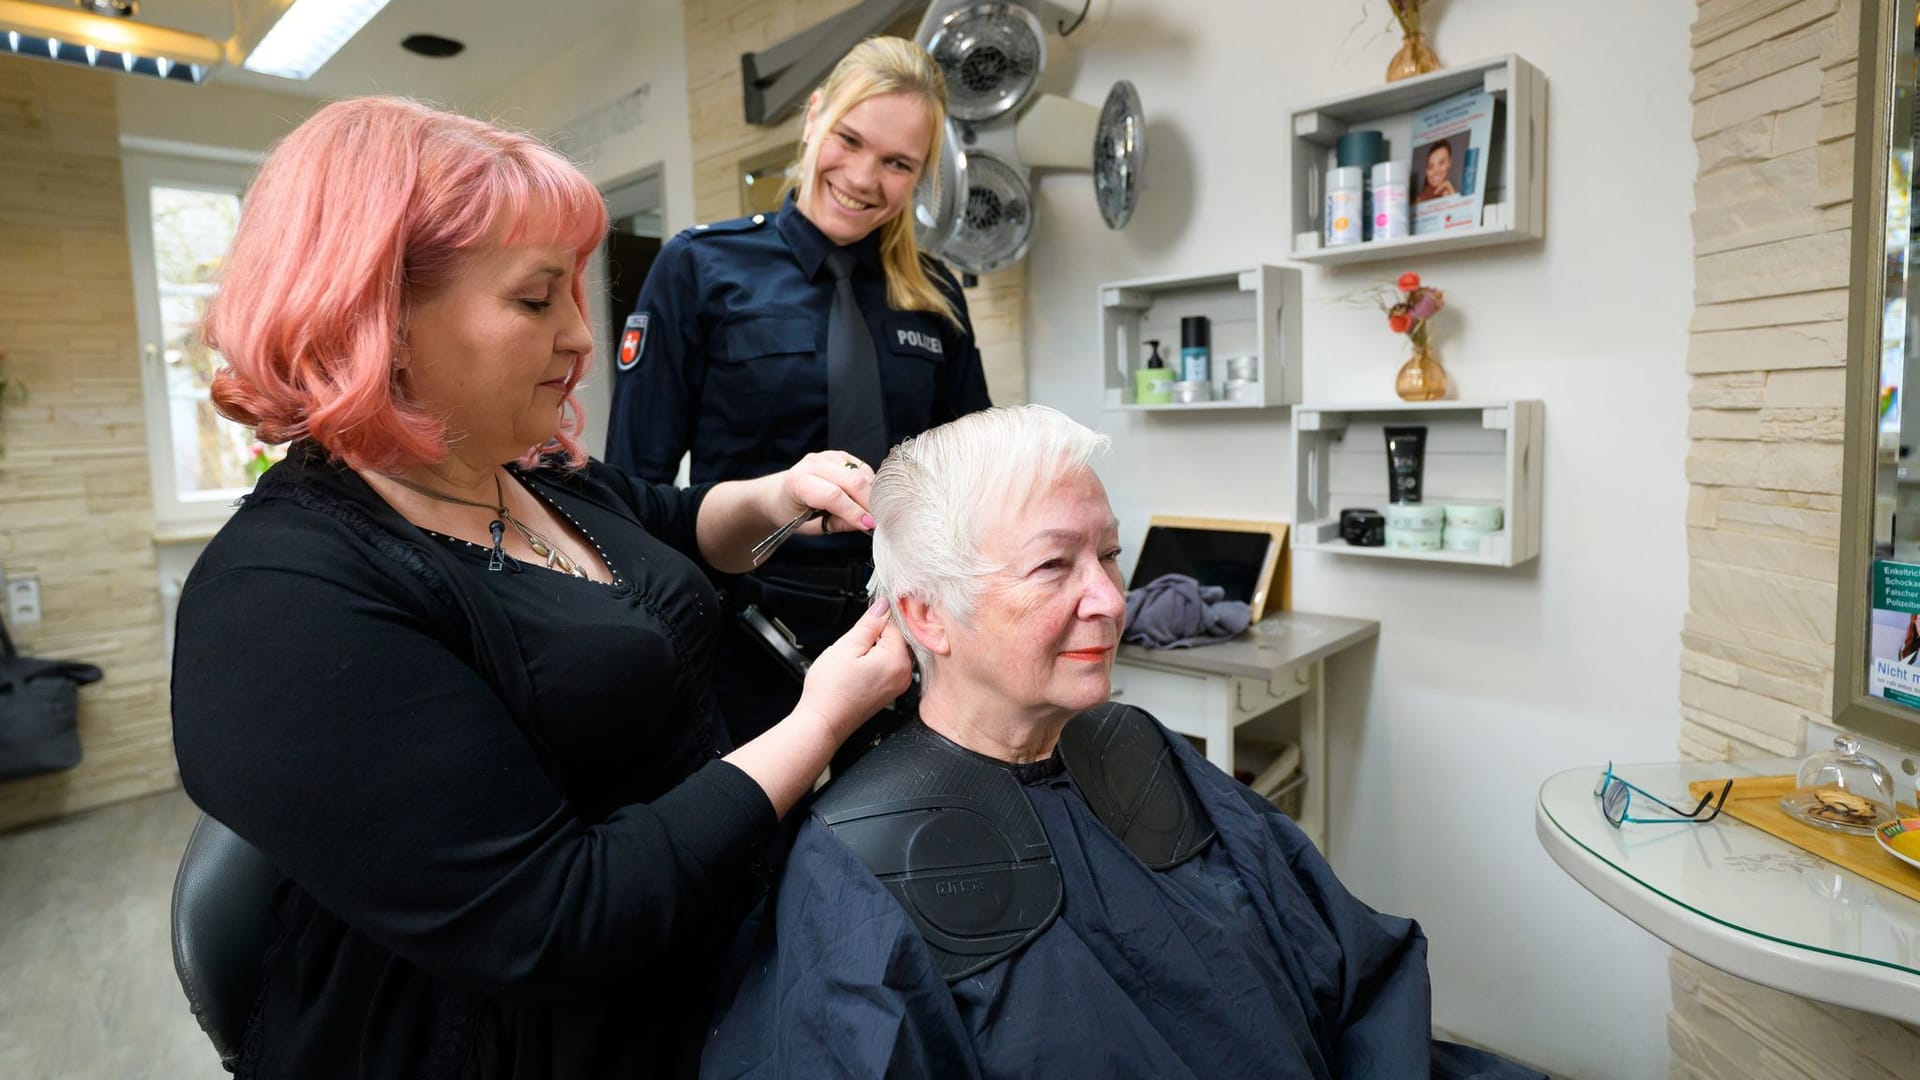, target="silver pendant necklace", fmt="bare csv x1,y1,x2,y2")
388,471,590,579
